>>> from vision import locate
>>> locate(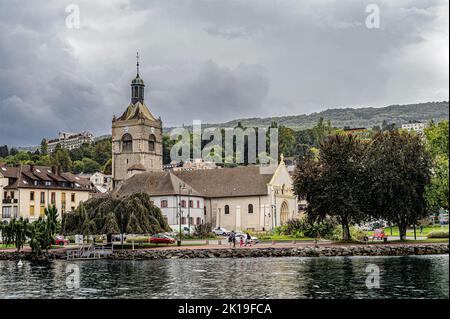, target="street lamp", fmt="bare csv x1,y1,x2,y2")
187,187,192,237
177,183,185,246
